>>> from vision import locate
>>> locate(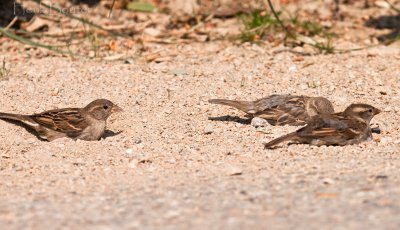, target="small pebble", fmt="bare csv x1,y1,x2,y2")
384,106,392,112
322,178,335,185
251,117,269,128
125,148,134,158
225,164,243,176
375,0,390,8
124,58,134,64
203,124,214,134
288,65,297,73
